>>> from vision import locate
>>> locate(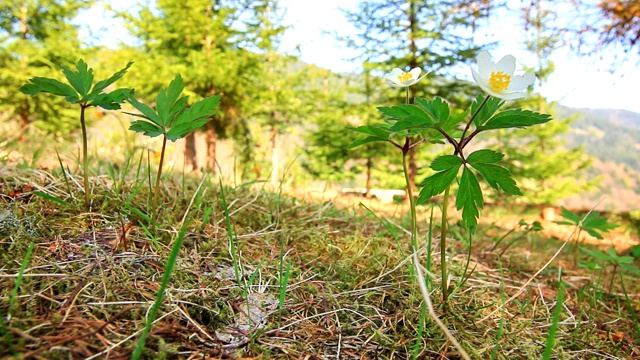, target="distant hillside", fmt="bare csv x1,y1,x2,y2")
556,105,640,211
